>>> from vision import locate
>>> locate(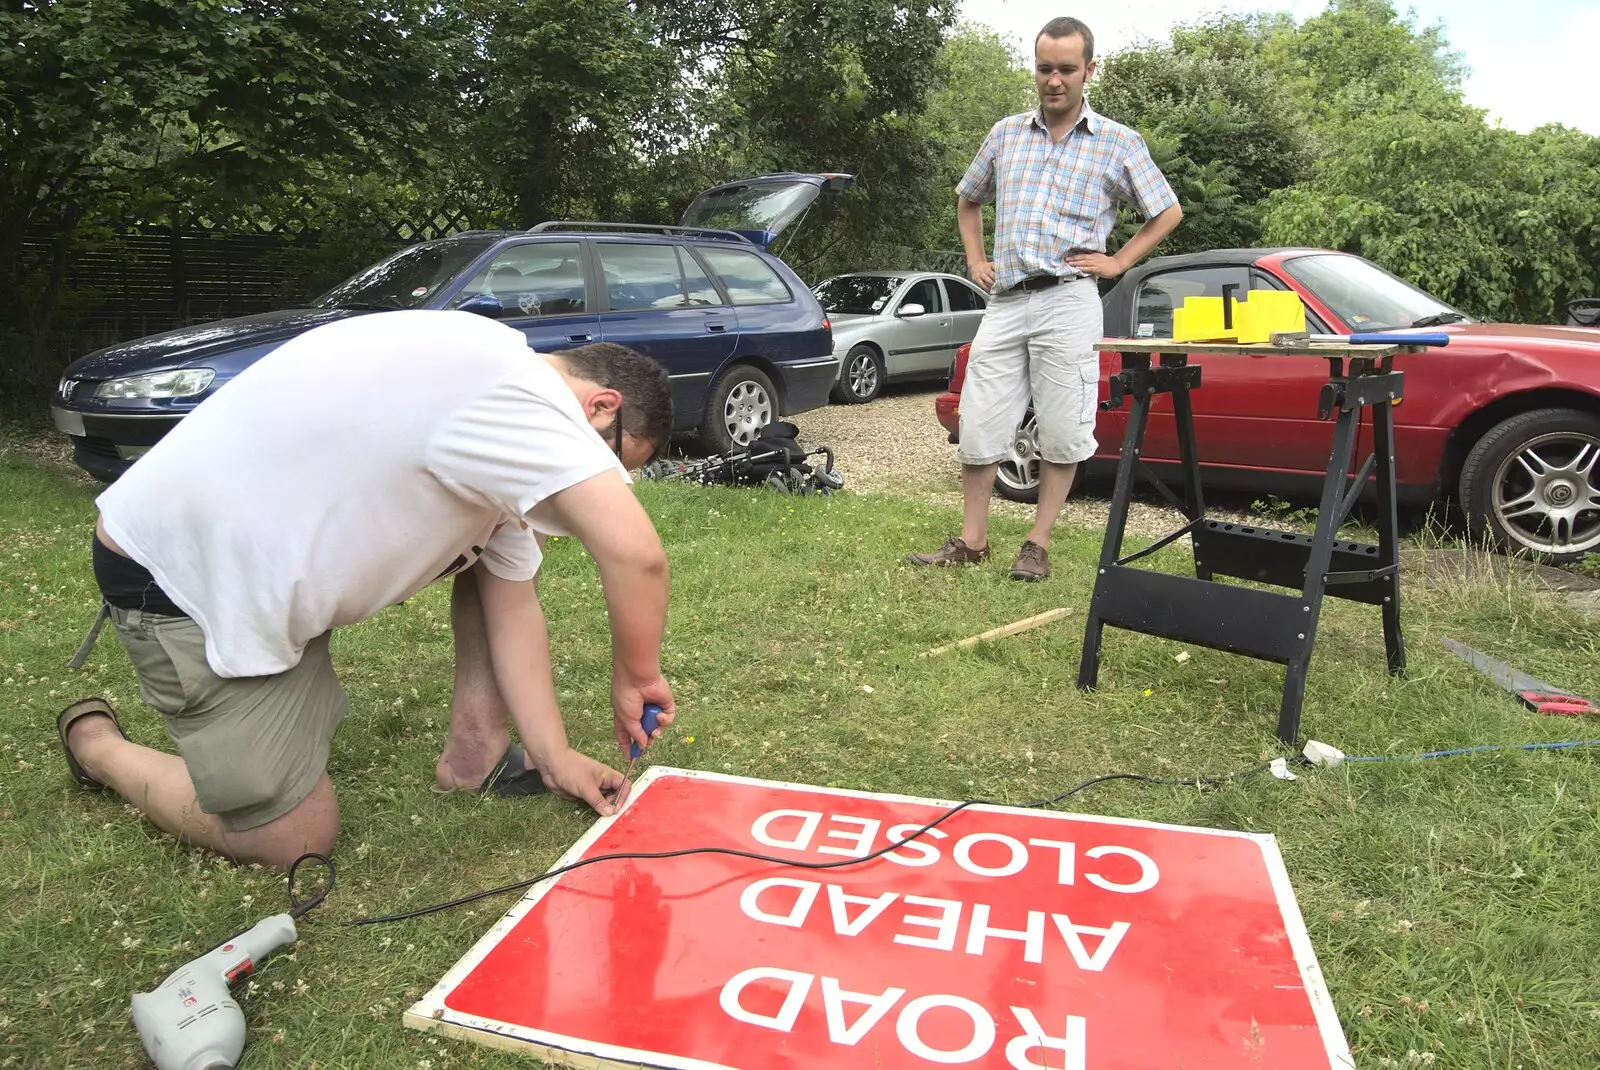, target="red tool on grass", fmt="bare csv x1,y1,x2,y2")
1442,638,1599,716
